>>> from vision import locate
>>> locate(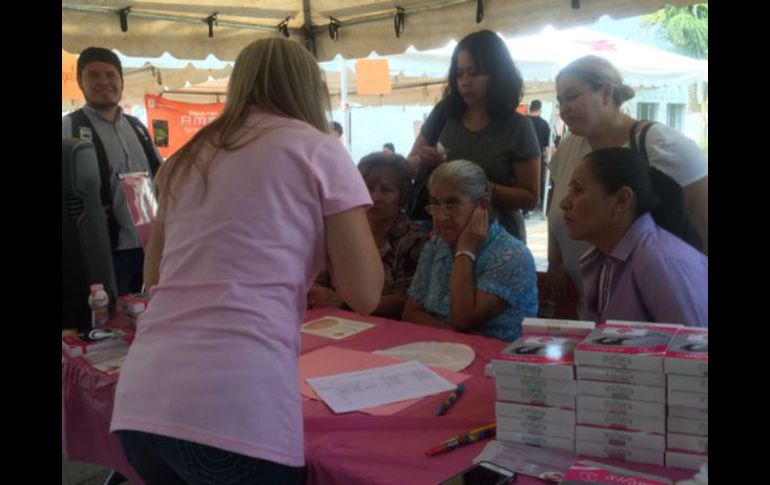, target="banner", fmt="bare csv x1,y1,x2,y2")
355,59,391,96
144,94,225,159
62,50,83,101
